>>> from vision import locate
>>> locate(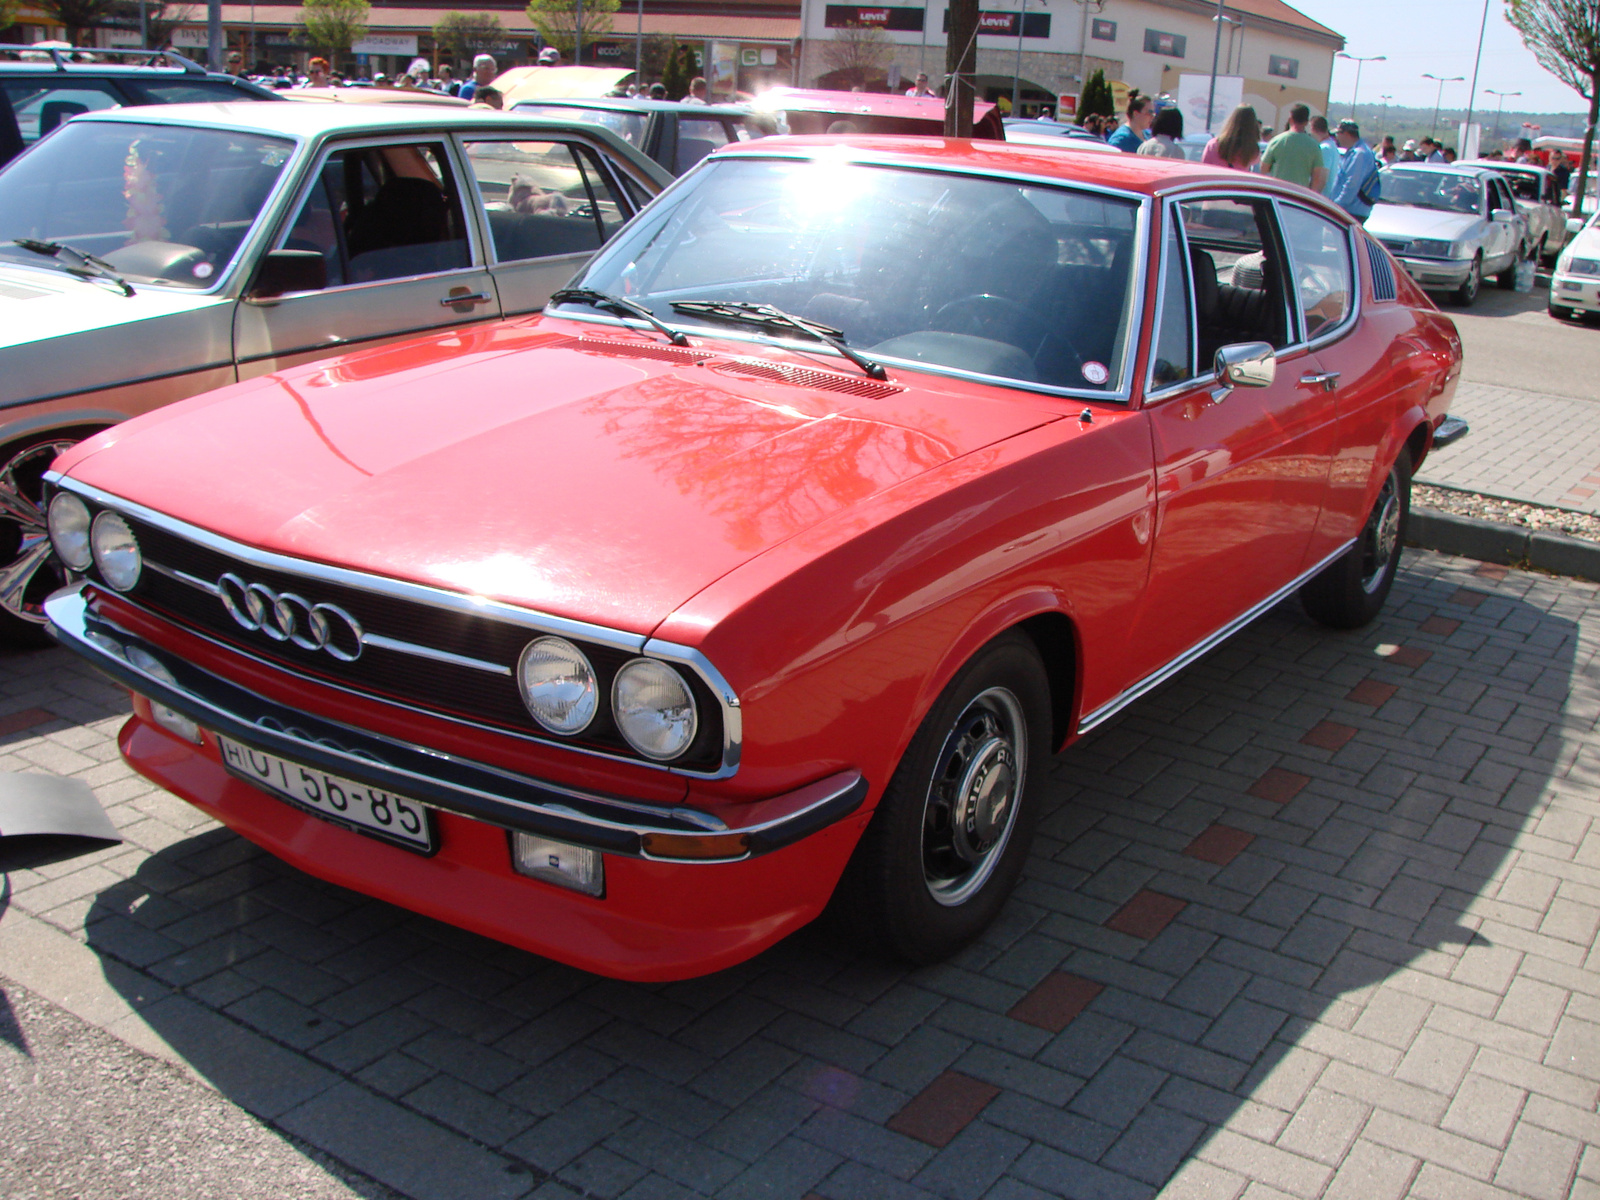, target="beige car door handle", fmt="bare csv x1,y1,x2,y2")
1300,370,1340,391
440,290,493,308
